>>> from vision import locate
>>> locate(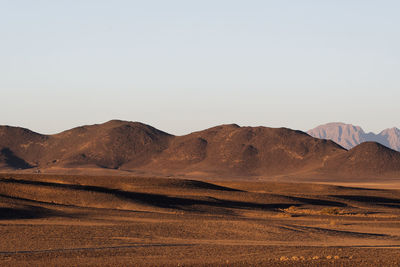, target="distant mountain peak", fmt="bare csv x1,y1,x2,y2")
308,123,400,151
